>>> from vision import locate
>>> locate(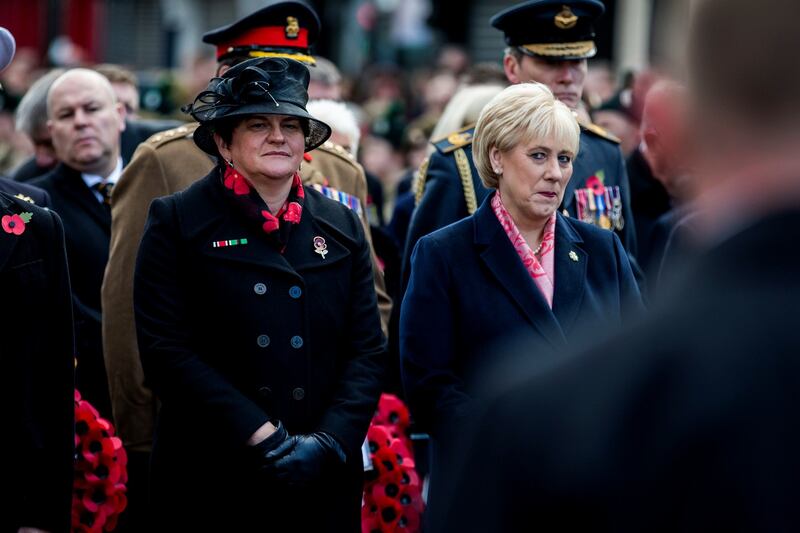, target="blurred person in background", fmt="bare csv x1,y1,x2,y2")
402,83,642,527
101,3,391,529
593,86,640,157
11,69,64,182
308,56,343,100
94,63,140,119
431,1,800,531
628,80,690,278
583,60,616,109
